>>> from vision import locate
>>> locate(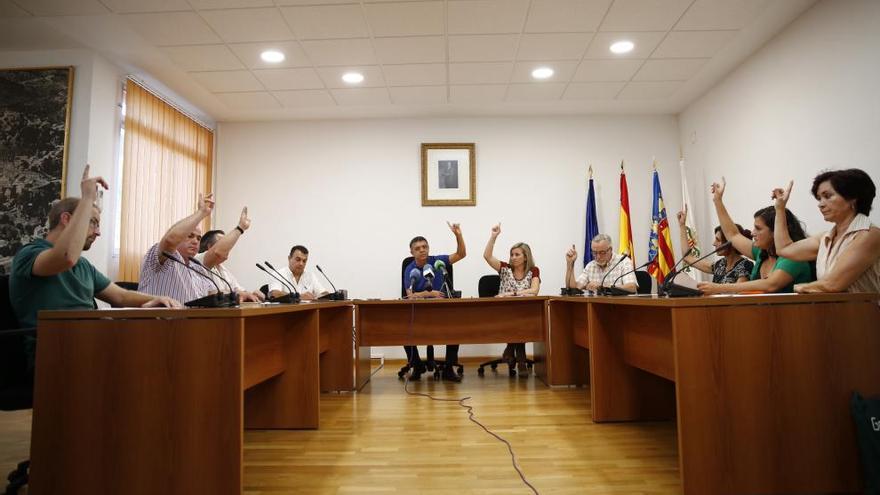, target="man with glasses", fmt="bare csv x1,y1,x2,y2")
564,233,638,293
